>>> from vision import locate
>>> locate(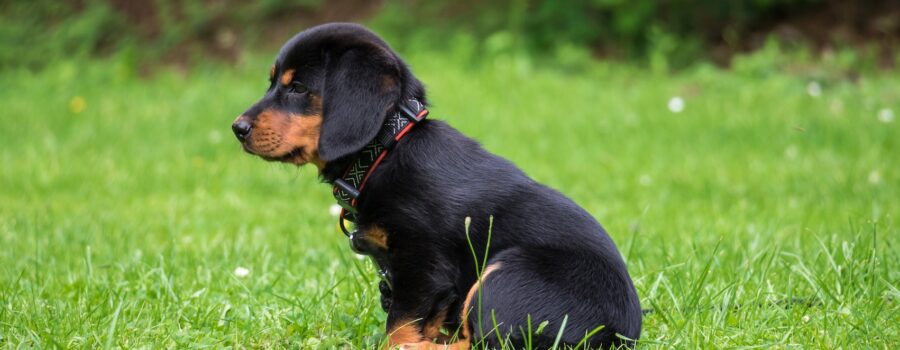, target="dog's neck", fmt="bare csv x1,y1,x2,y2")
321,99,428,235
318,100,426,181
